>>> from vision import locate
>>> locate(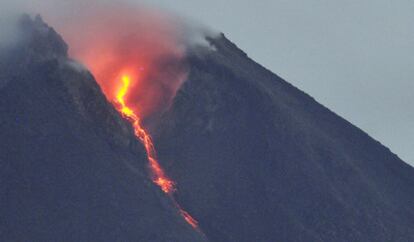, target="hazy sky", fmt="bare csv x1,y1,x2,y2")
143,0,414,166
